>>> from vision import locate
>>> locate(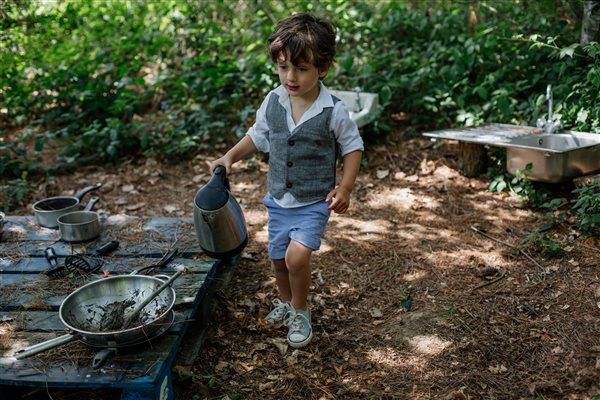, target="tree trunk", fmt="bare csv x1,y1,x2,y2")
581,0,600,46
457,142,487,178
